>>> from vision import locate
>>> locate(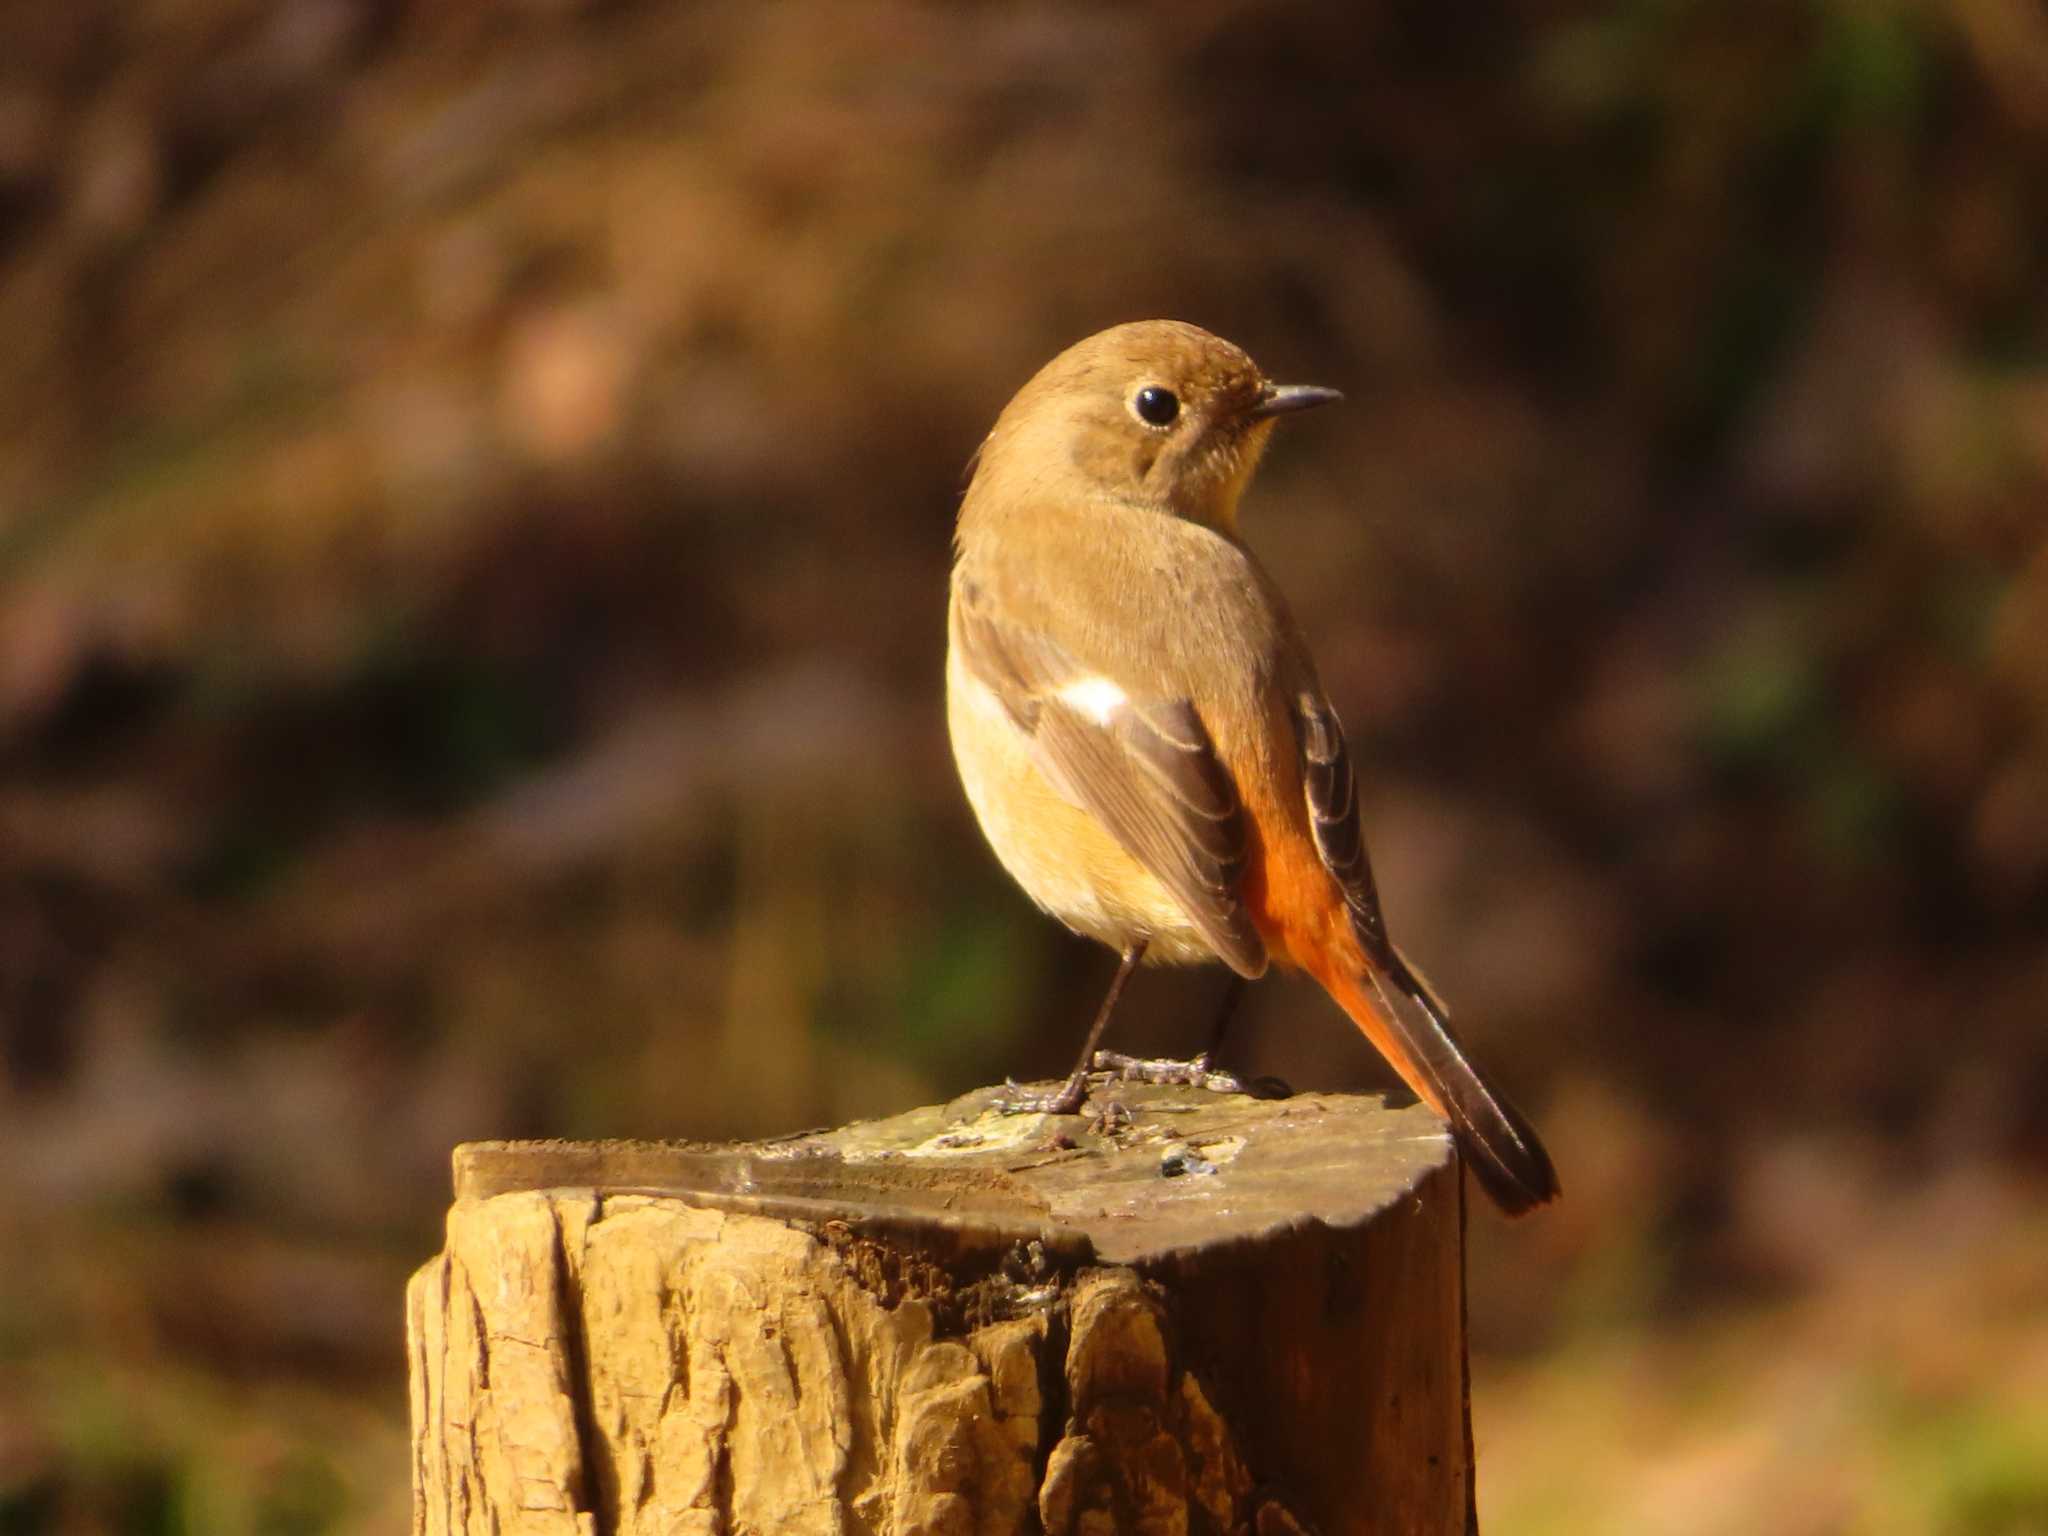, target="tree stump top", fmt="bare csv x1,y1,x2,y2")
452,1084,1453,1268
417,1087,1474,1534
